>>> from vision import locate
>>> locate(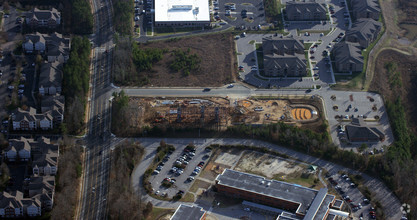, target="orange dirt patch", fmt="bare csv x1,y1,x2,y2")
292,108,312,120
240,100,252,108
